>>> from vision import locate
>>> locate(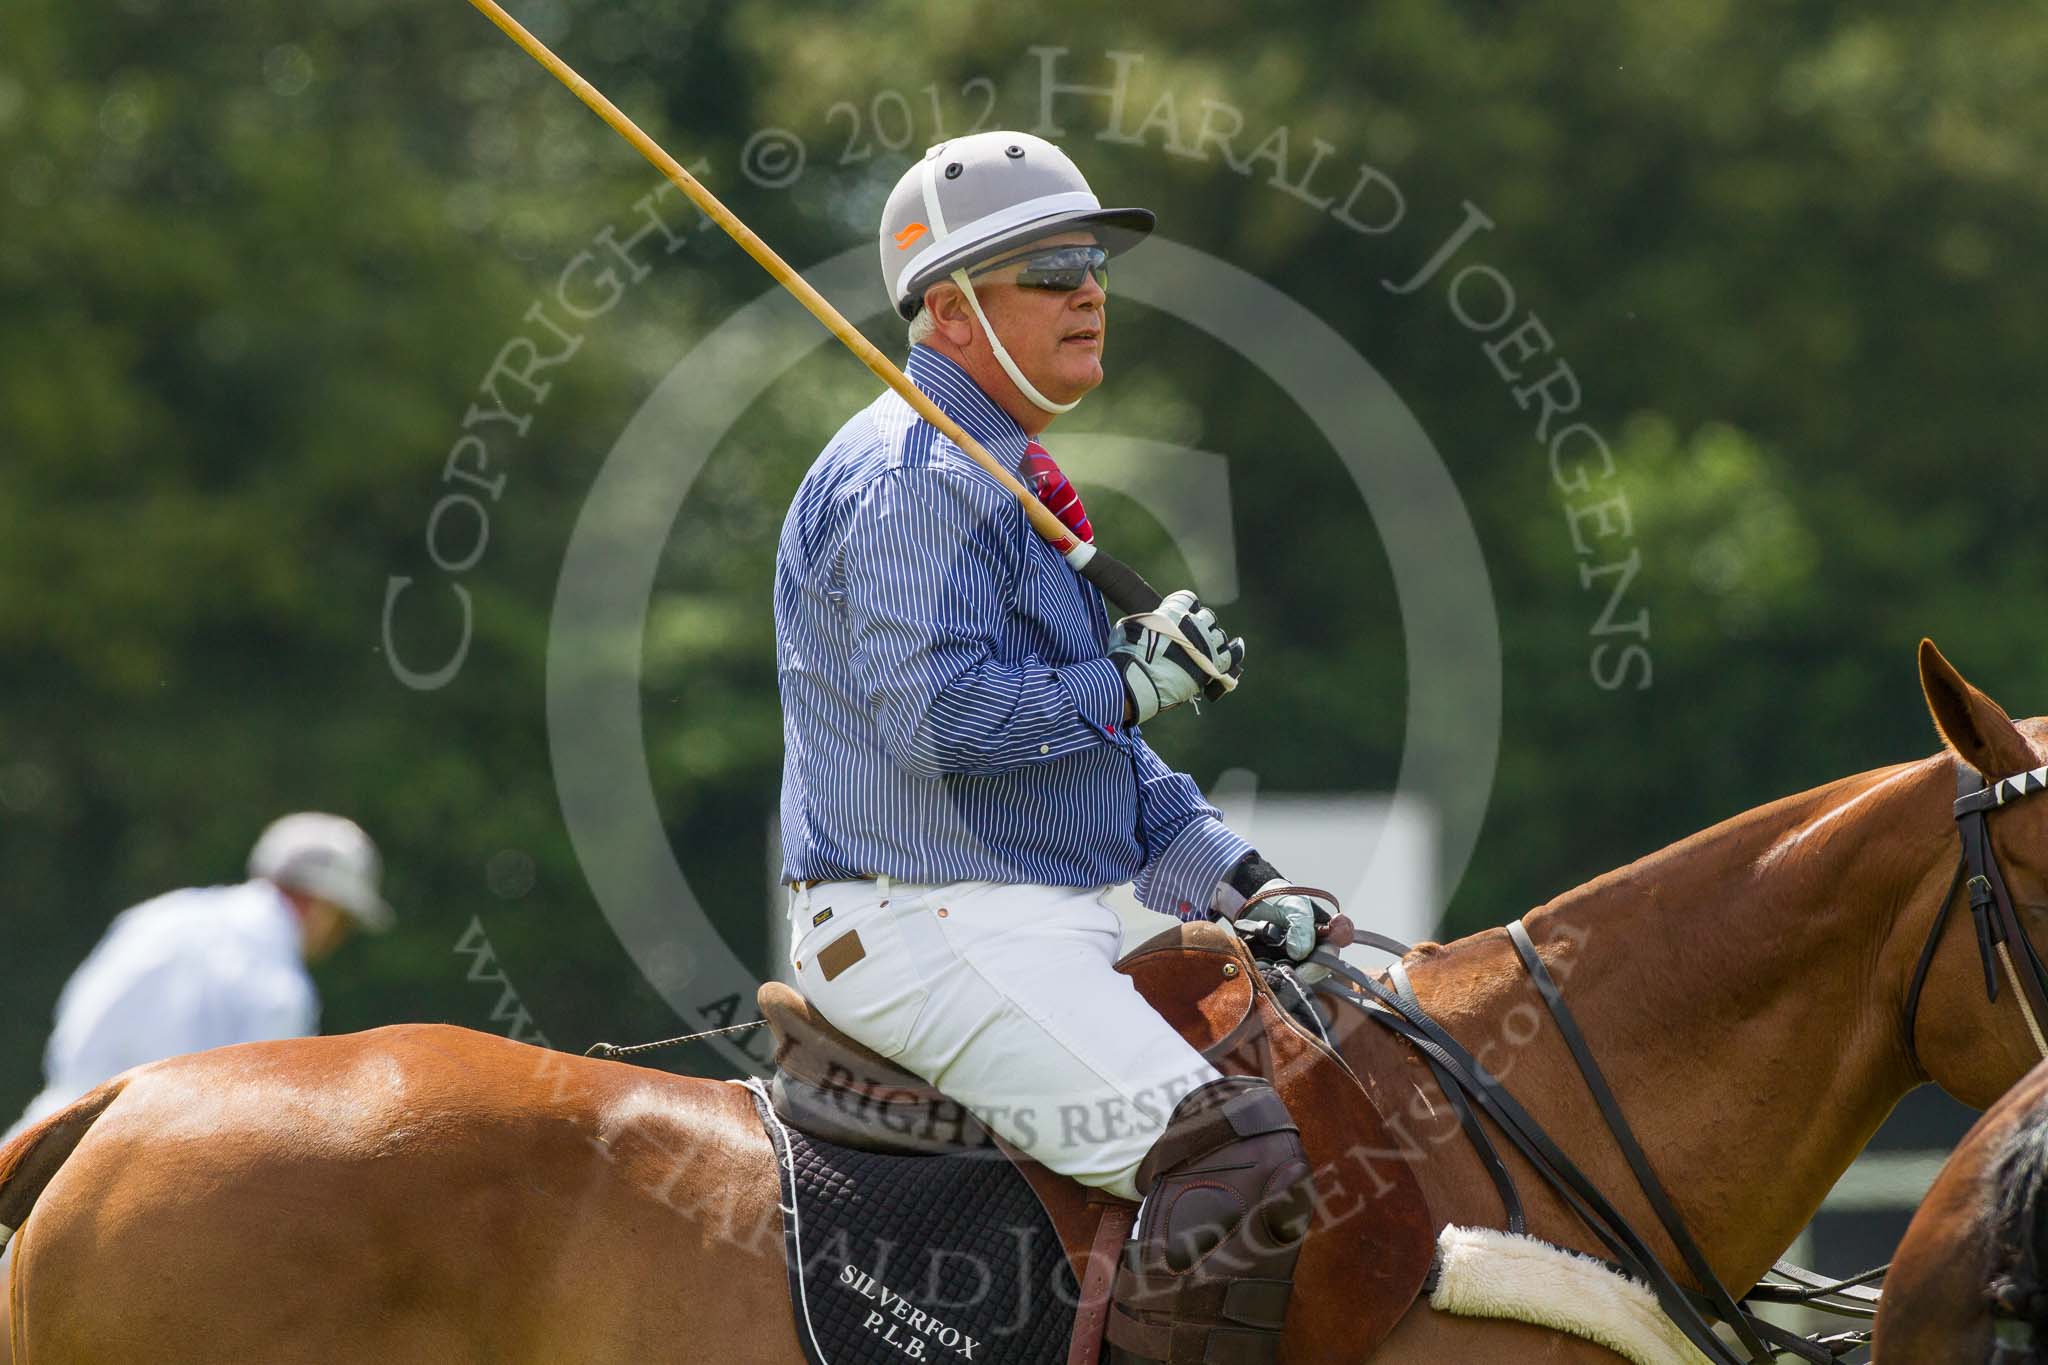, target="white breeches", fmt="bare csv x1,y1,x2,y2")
788,878,1223,1201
